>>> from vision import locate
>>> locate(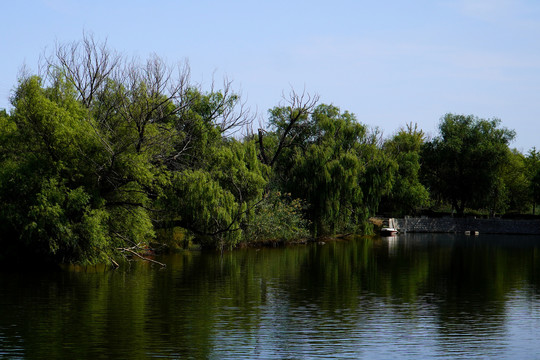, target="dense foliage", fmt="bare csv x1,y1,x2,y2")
422,114,515,216
381,123,429,216
266,103,394,236
0,37,538,266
